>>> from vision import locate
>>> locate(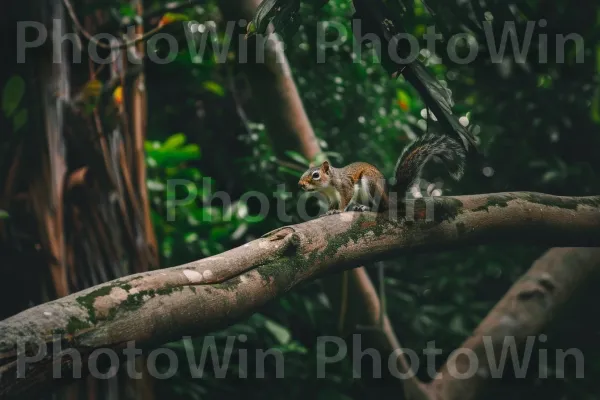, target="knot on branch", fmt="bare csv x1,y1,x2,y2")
262,226,296,241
